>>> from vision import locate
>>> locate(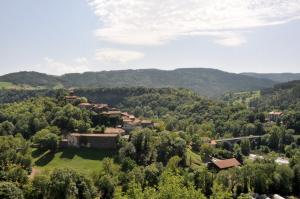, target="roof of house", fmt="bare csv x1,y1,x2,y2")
94,104,109,108
102,111,122,115
212,158,241,169
104,128,125,134
65,96,79,99
141,120,153,124
79,103,92,106
269,111,283,115
70,133,118,137
210,140,217,145
123,119,133,123
122,112,130,117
